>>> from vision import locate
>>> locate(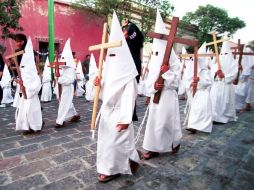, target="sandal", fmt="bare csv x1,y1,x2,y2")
142,151,159,160
185,128,197,134
98,174,121,183
172,144,180,154
129,160,139,174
